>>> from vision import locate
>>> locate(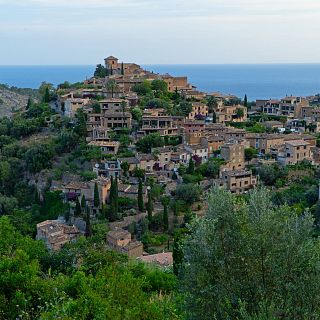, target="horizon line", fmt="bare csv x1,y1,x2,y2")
1,62,320,67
